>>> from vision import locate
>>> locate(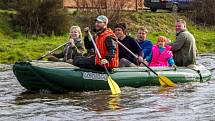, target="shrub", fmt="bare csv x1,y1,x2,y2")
0,0,12,10
11,0,70,36
189,0,215,26
74,0,130,28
